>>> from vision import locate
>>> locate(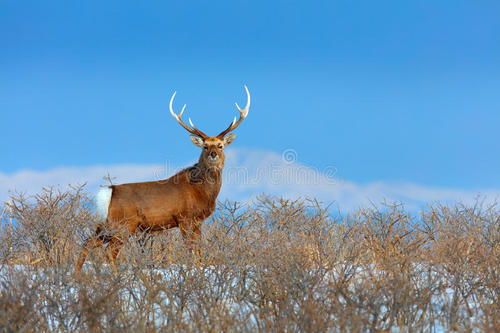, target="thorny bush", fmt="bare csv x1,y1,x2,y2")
0,186,498,332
